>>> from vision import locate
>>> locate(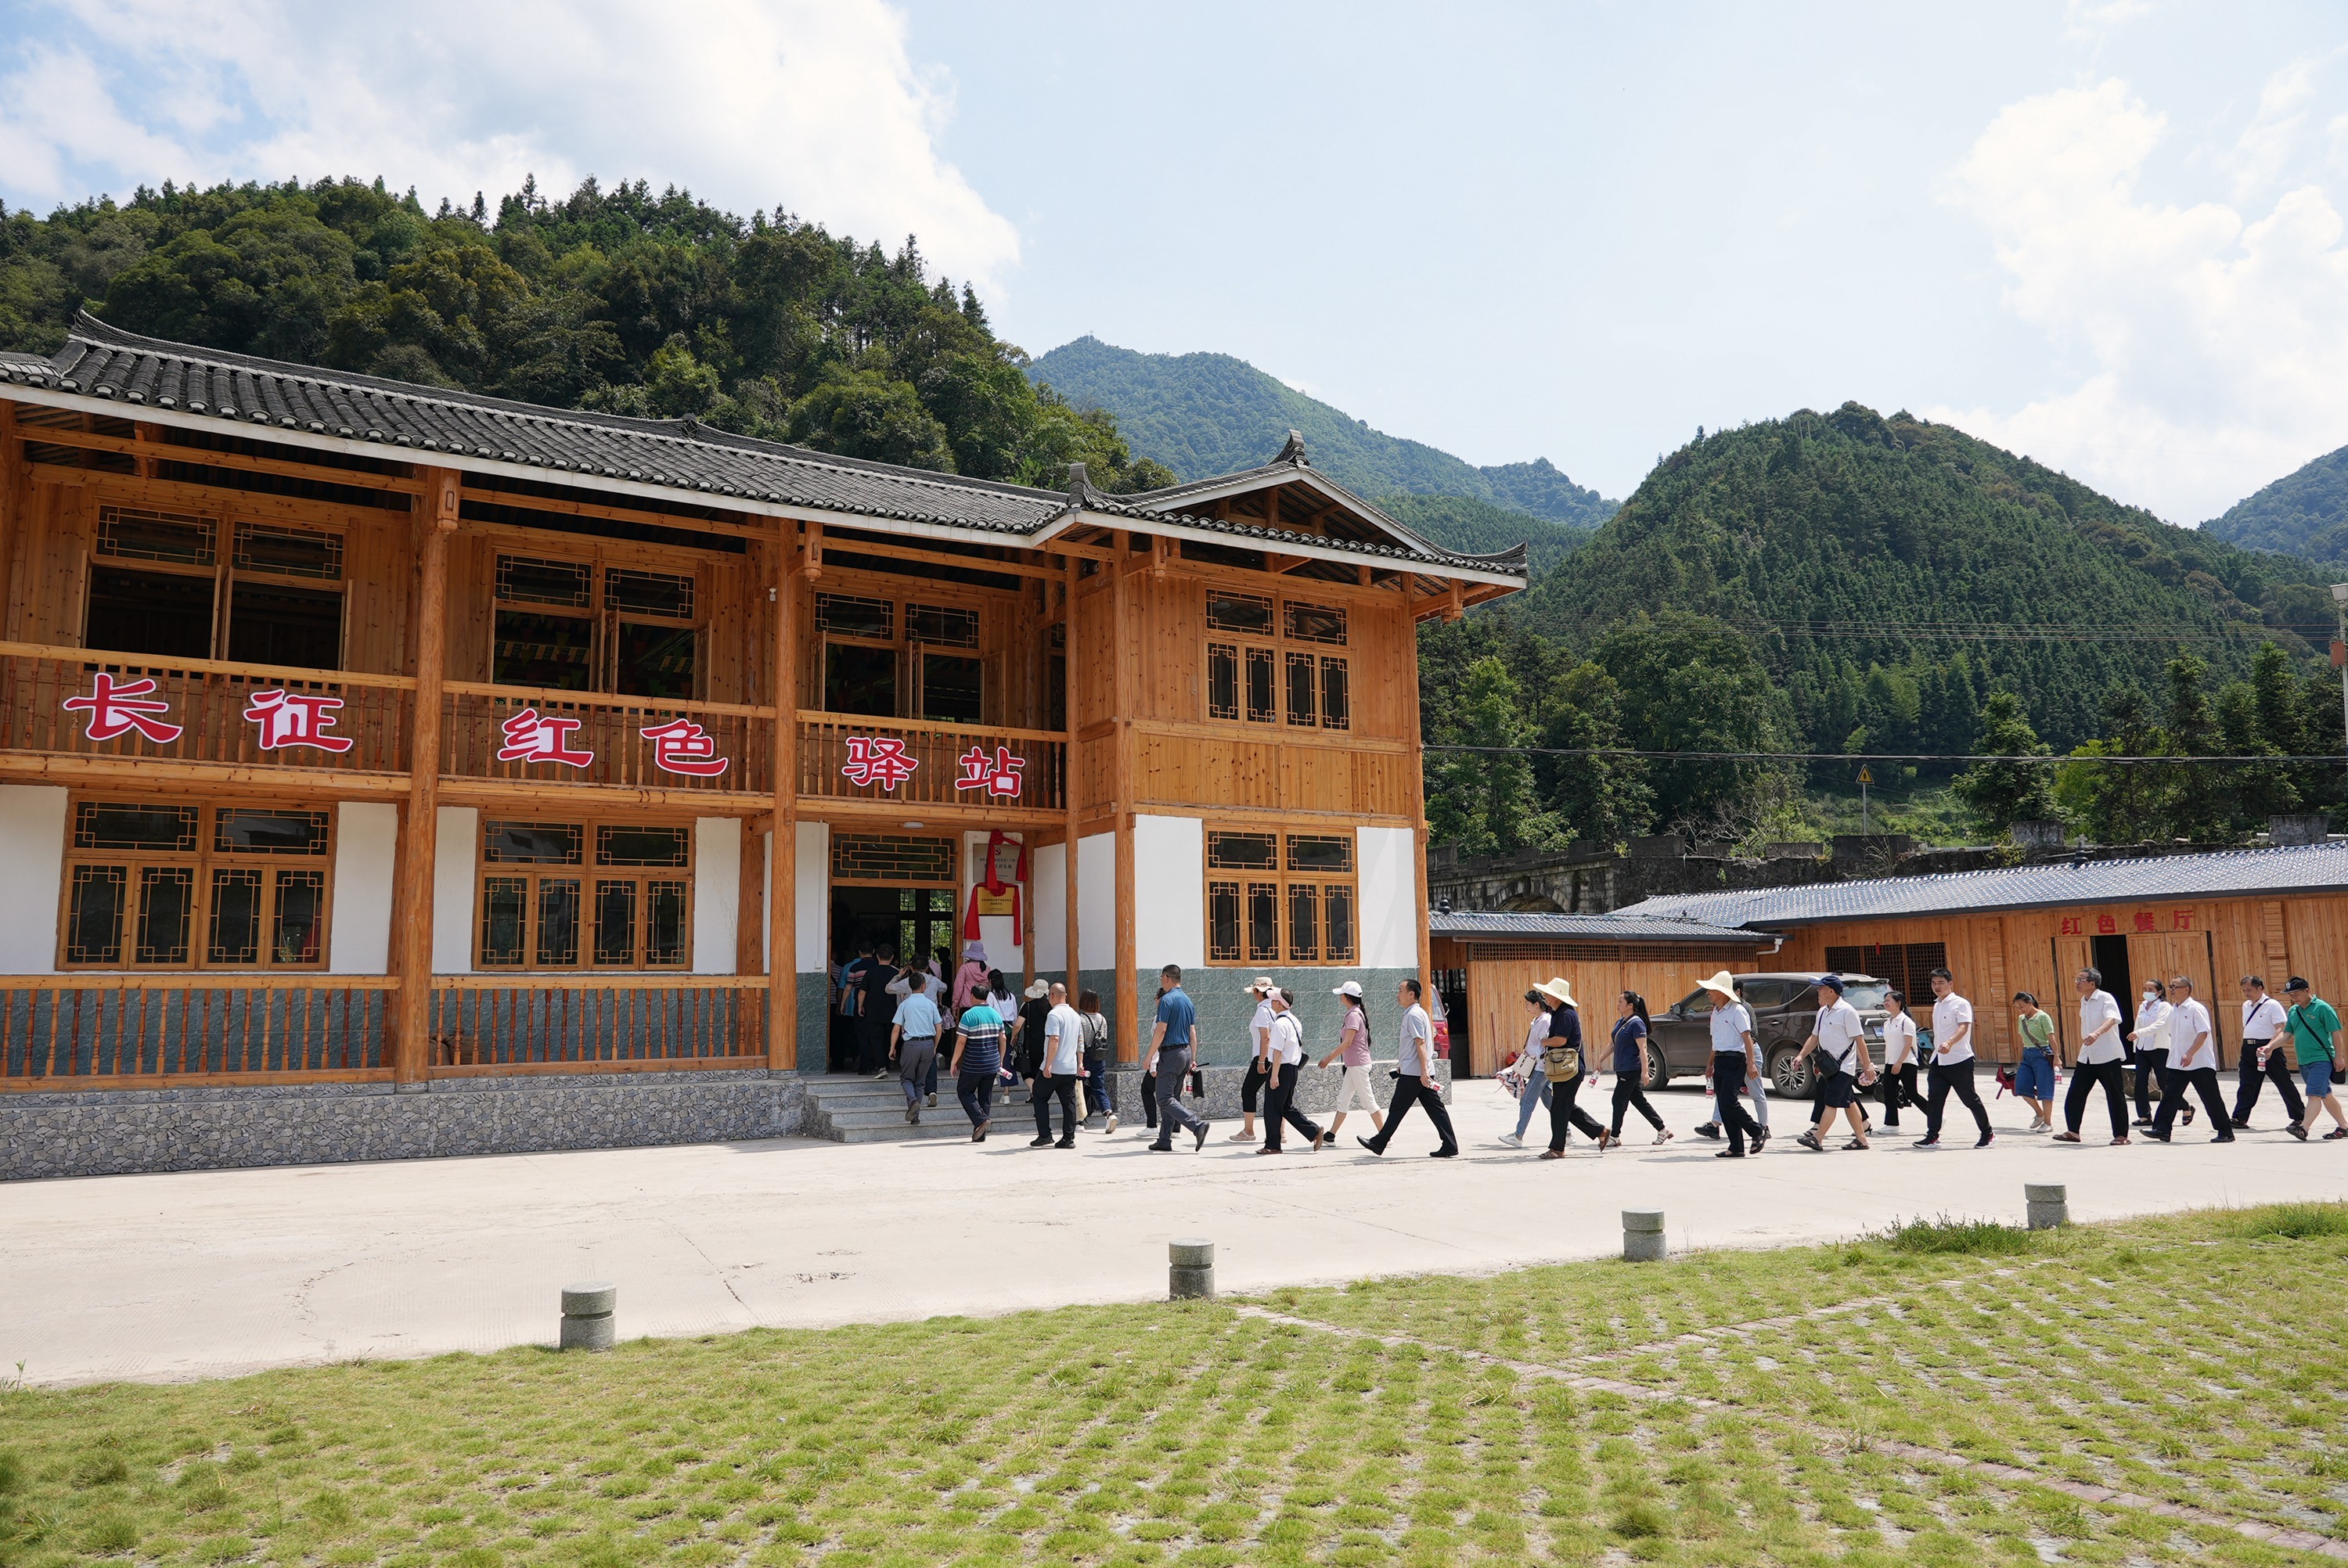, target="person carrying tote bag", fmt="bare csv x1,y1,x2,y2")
1534,977,1612,1156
